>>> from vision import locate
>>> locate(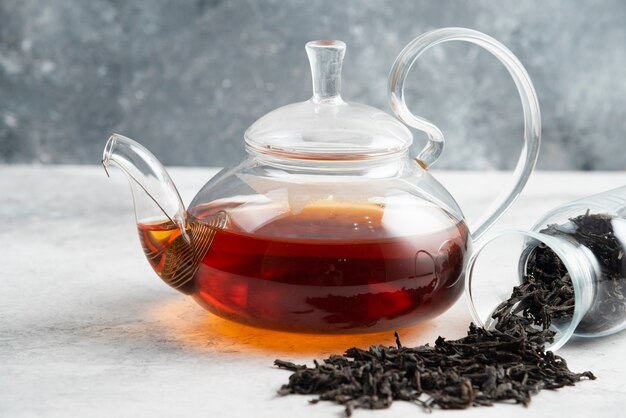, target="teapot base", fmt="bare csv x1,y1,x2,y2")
191,283,465,334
